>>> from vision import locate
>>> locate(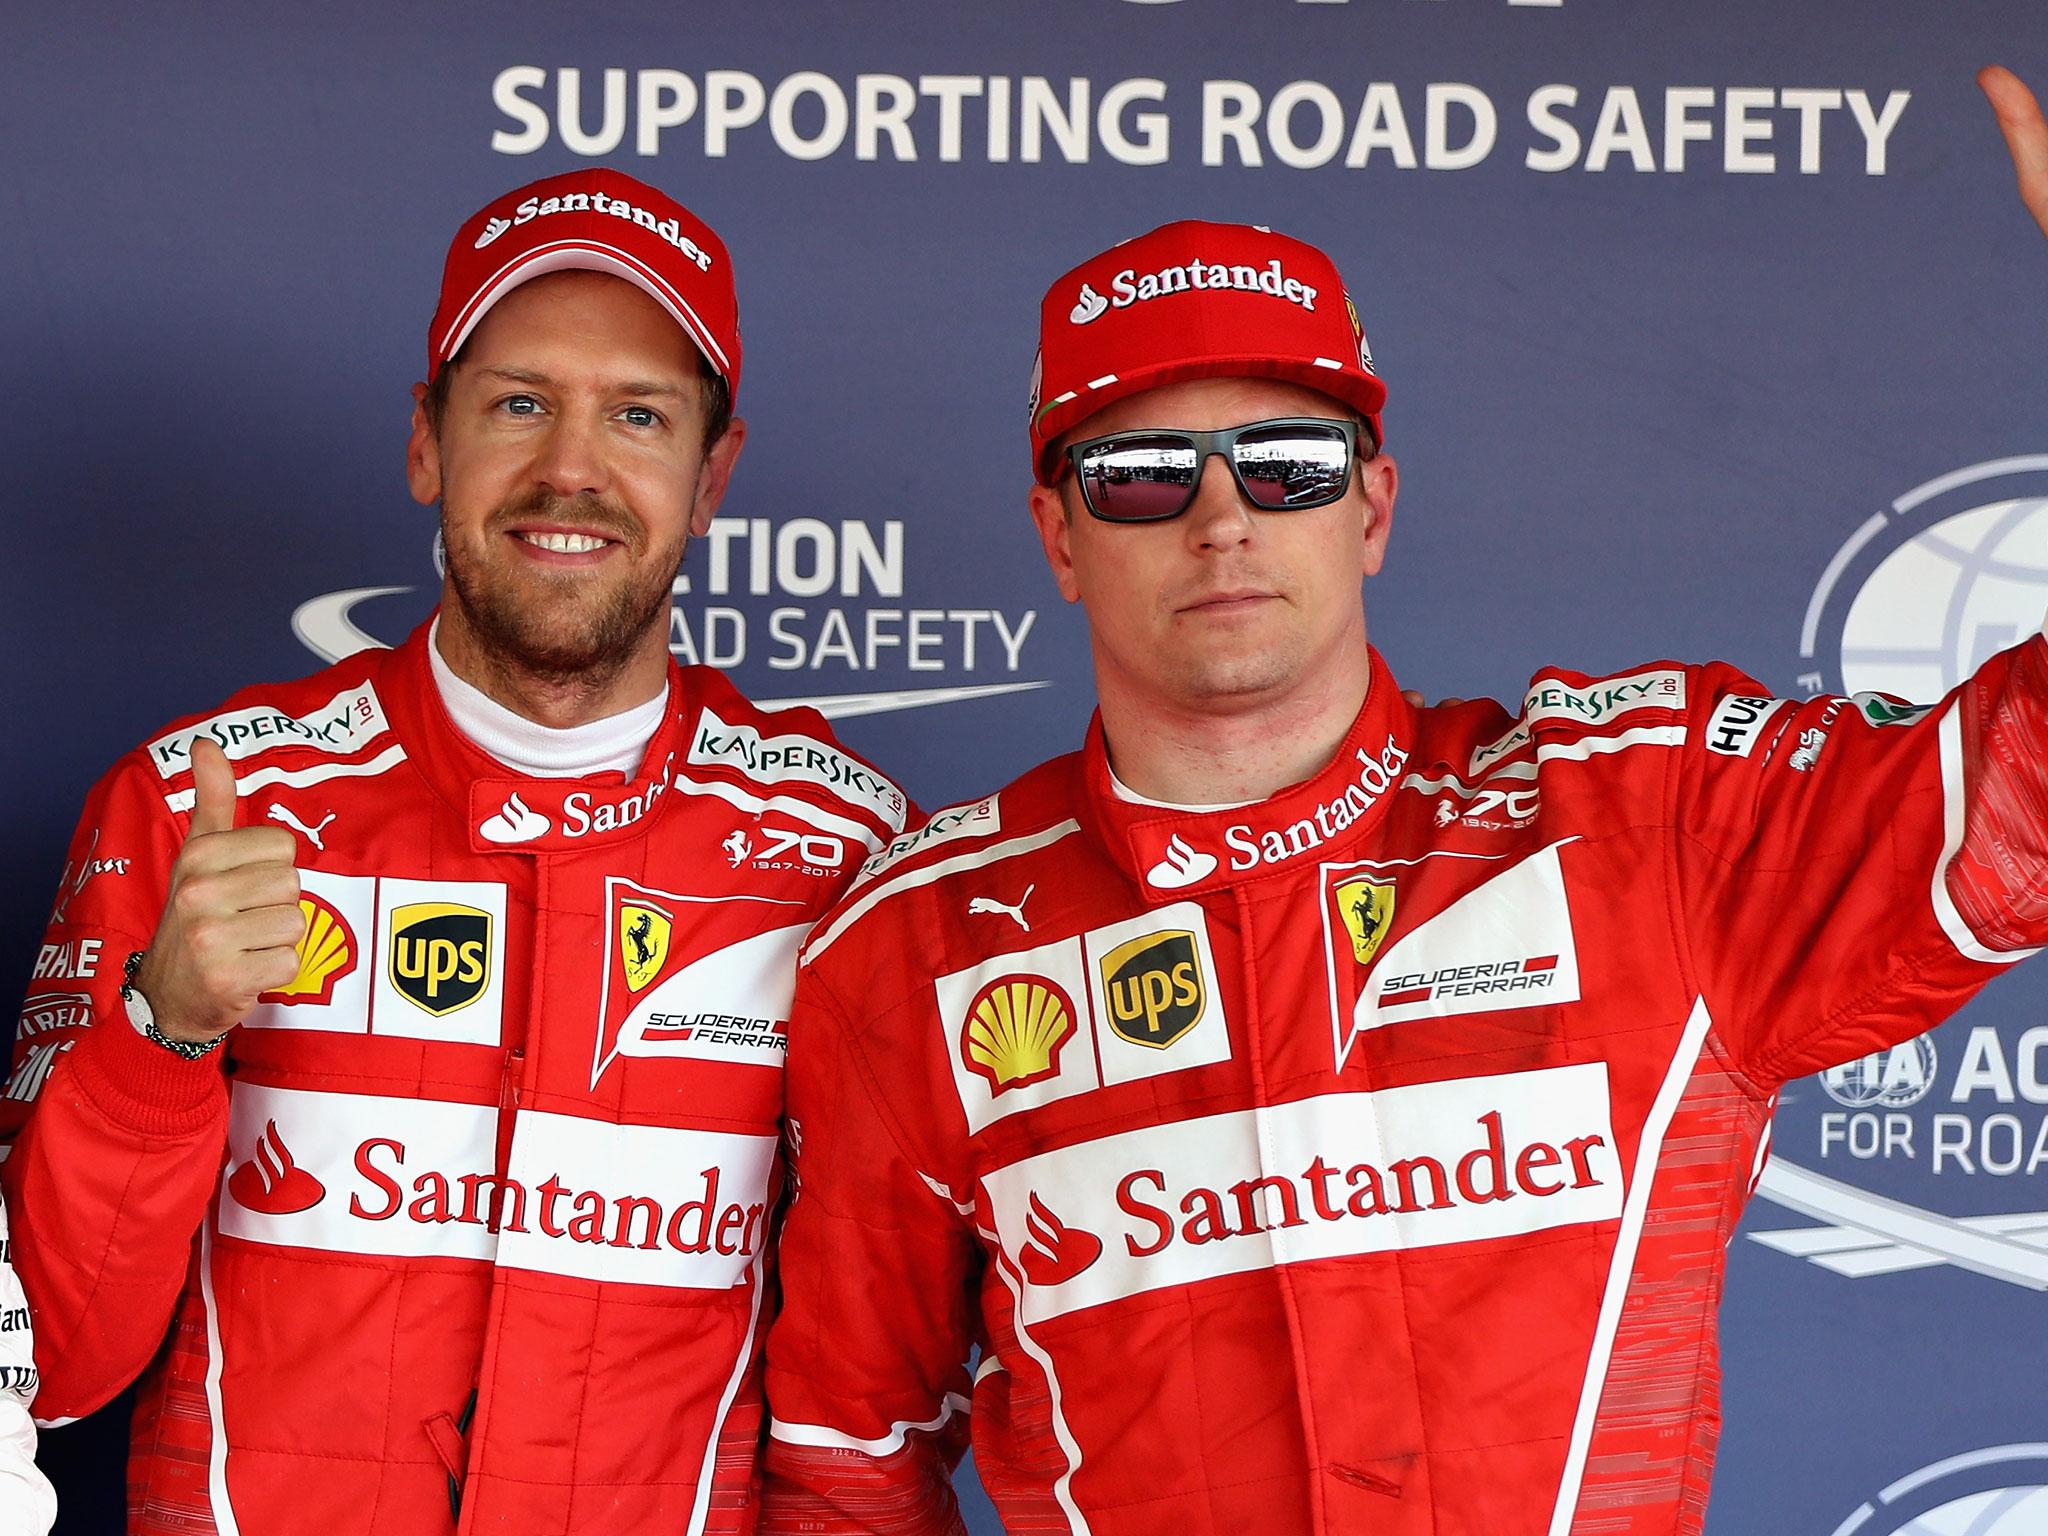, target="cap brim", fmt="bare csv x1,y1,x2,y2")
435,240,733,381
